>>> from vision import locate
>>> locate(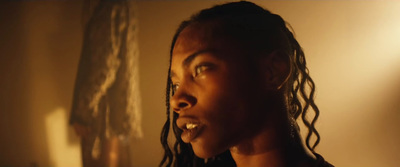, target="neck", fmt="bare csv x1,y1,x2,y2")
229,116,314,167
